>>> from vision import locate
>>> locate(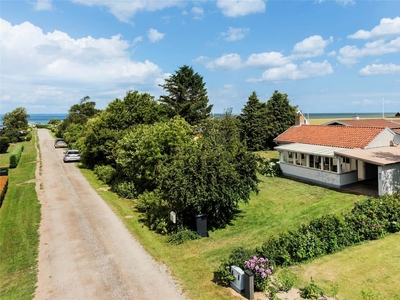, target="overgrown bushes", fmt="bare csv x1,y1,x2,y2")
9,143,24,168
215,194,400,285
0,175,8,207
0,137,10,153
93,165,116,184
